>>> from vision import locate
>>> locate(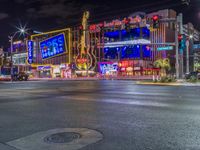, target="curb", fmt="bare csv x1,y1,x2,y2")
136,81,181,86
